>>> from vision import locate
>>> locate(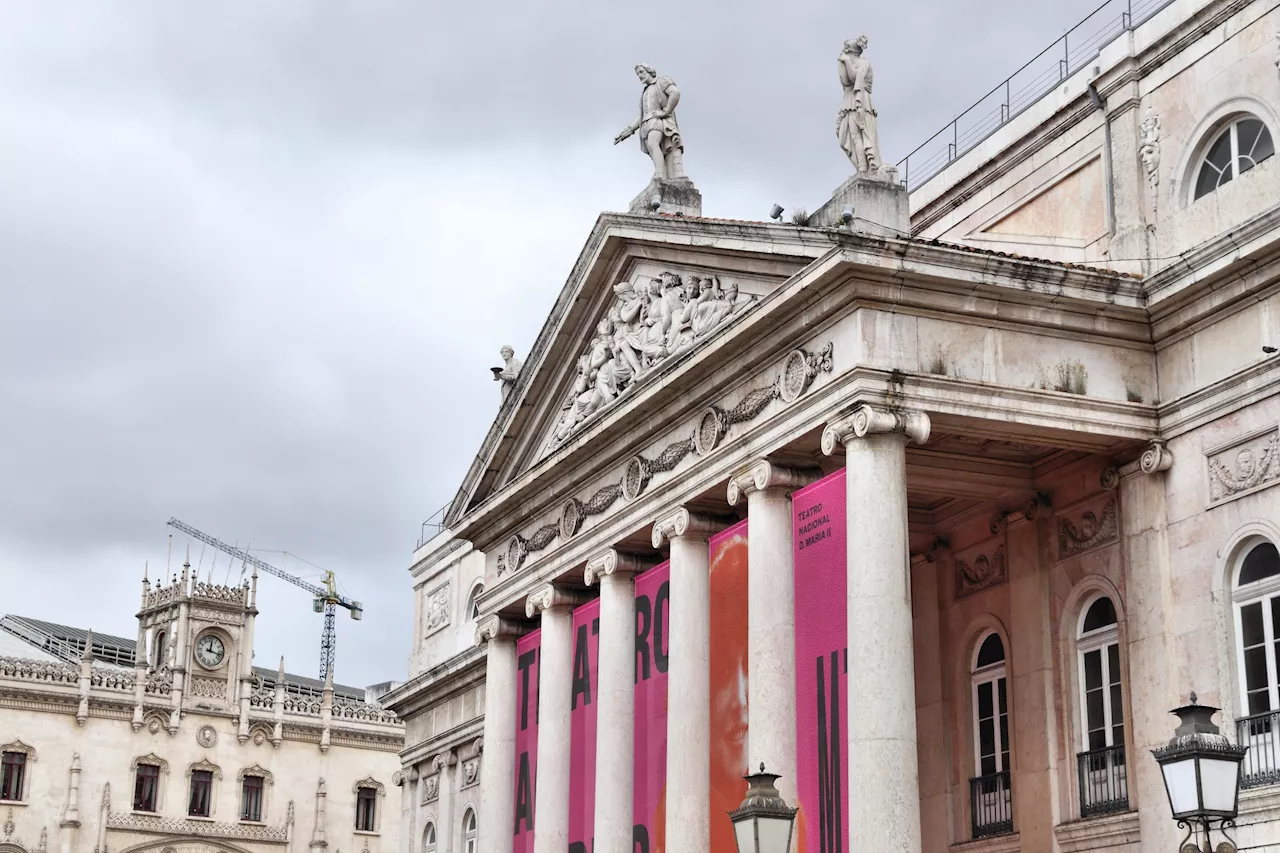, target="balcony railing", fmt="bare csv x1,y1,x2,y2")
1237,710,1280,789
970,771,1014,839
1077,744,1128,817
895,0,1175,192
